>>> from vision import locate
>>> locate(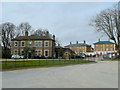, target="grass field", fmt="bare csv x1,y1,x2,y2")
0,59,95,71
